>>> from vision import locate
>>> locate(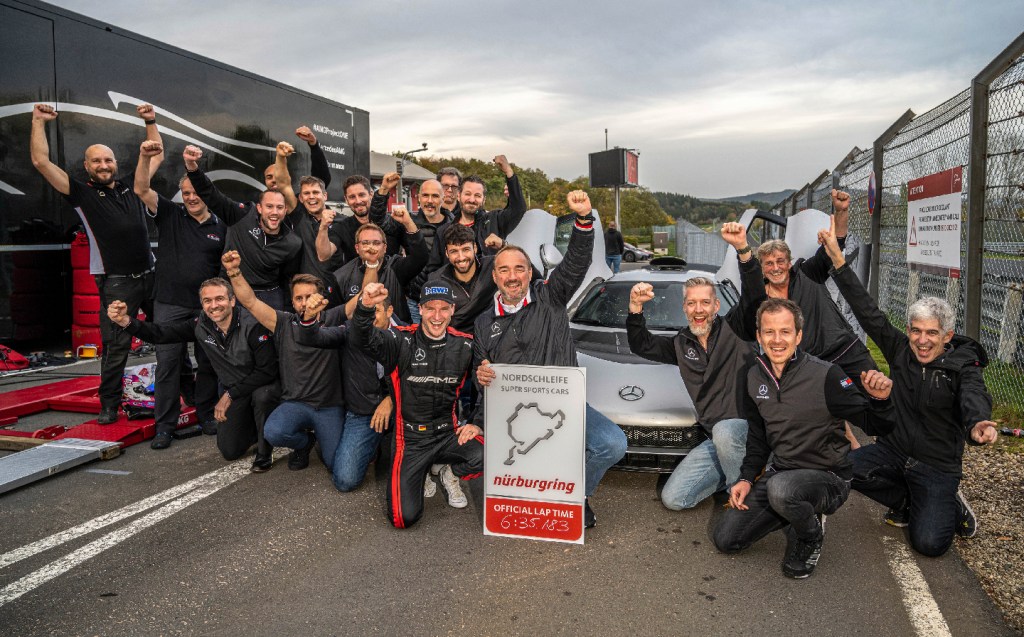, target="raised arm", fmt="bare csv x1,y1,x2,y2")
222,251,278,332
134,140,164,213
29,104,70,195
183,145,249,225
545,190,596,306
316,208,340,262
136,103,164,174
296,126,332,188
720,222,763,340
490,155,528,237
349,283,402,370
800,190,850,283
626,282,677,364
108,300,195,344
273,141,298,213
388,205,428,286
